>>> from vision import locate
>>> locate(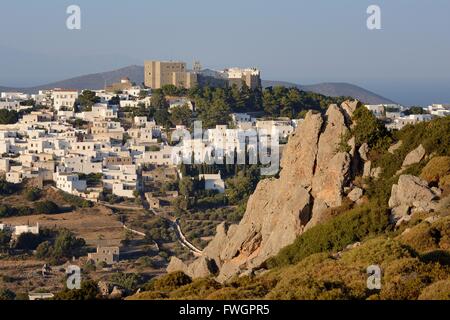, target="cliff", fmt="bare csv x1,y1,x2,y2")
168,101,366,282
